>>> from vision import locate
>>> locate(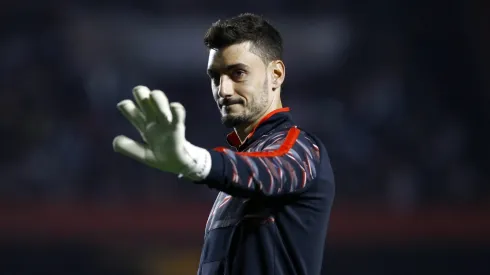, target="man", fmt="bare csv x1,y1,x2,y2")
113,13,335,275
